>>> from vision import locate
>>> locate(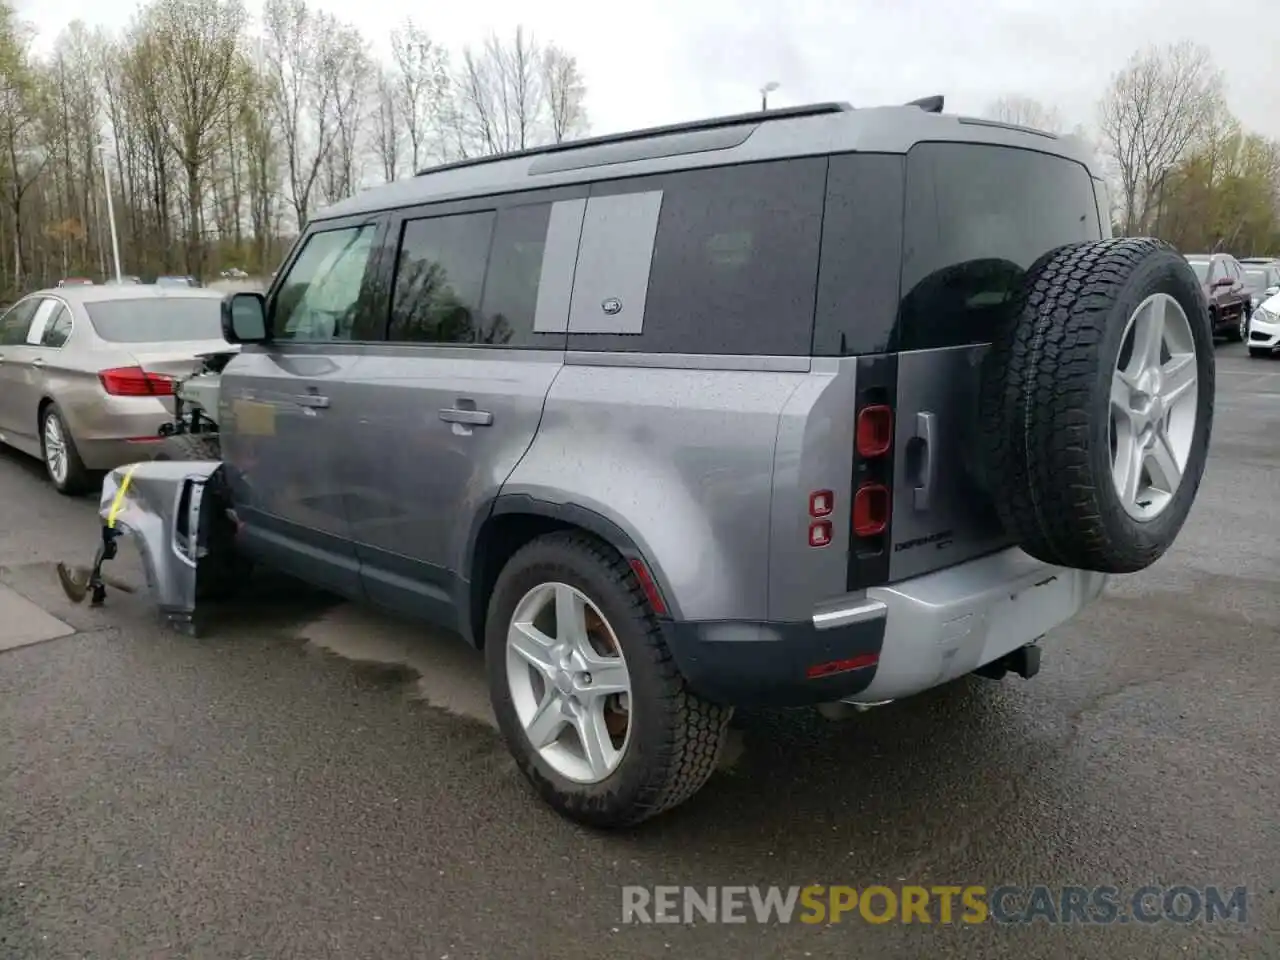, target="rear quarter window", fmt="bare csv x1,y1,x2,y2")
897,142,1102,352
565,158,827,356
